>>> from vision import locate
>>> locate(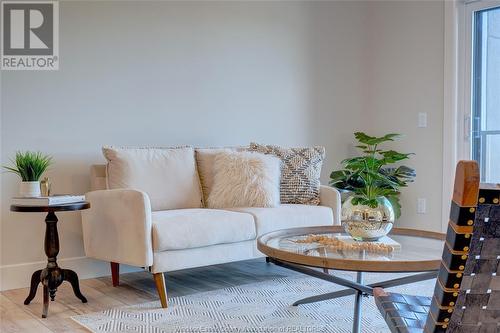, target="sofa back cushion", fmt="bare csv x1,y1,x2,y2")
103,146,203,211
195,147,244,205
